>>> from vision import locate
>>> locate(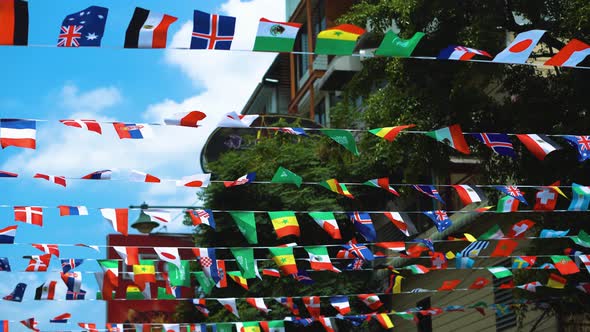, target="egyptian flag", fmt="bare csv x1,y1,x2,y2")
516,134,561,160
125,7,177,48
0,0,28,45
452,184,486,206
